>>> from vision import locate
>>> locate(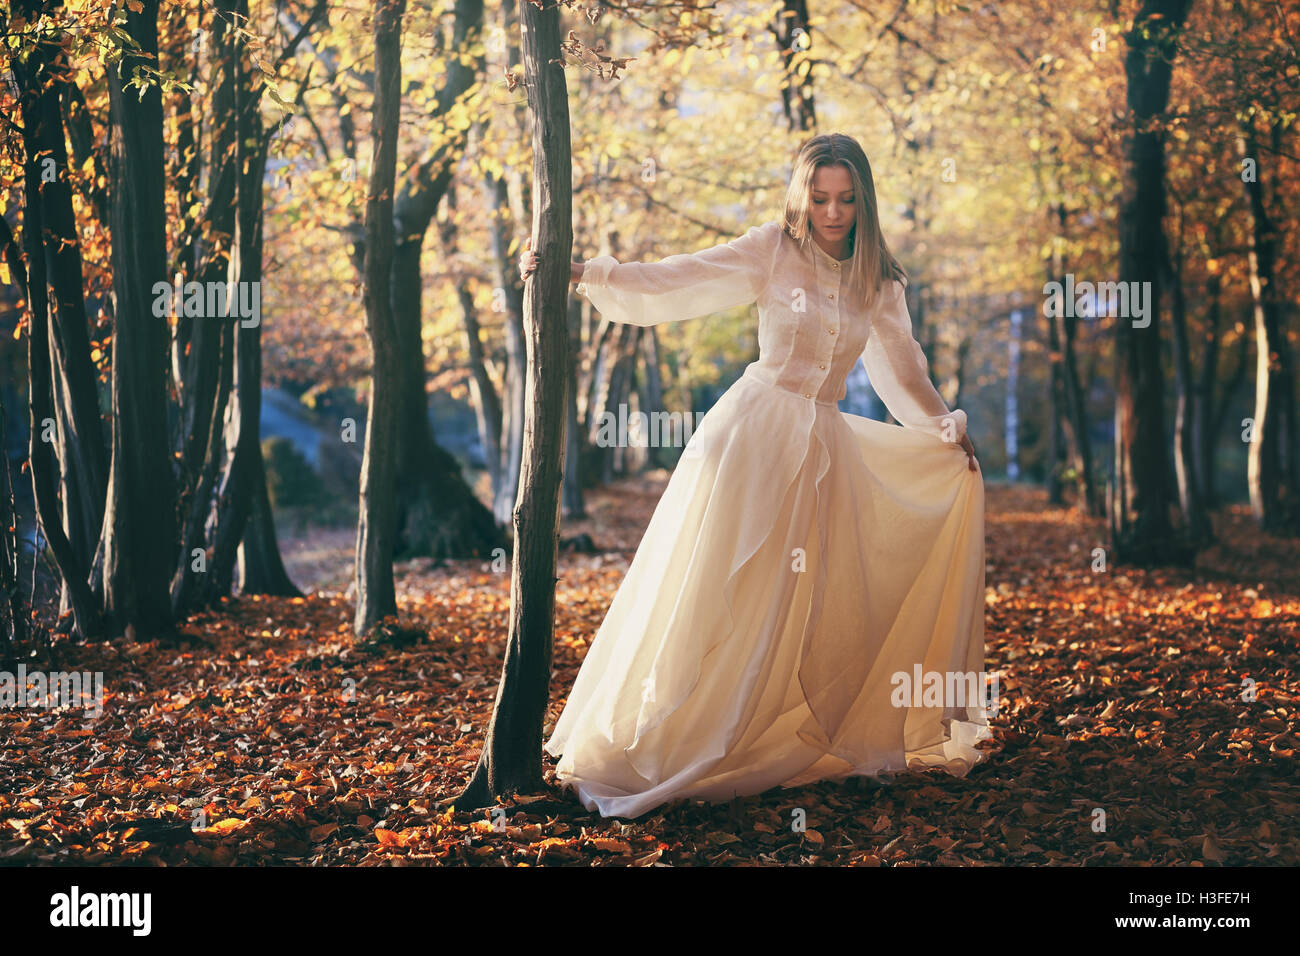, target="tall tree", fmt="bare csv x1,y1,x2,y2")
102,0,179,635
453,0,571,810
354,0,407,636
1238,116,1298,532
1109,0,1195,567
